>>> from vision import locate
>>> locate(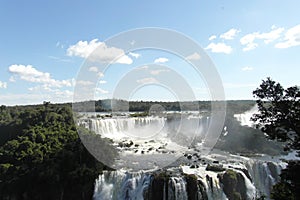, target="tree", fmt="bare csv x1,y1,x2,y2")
0,104,115,200
252,77,300,150
252,77,300,200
